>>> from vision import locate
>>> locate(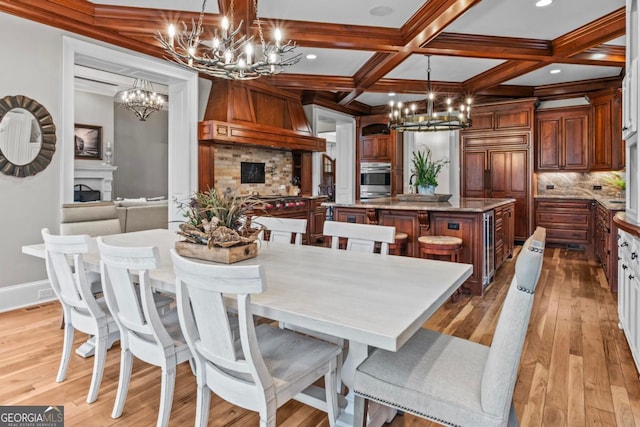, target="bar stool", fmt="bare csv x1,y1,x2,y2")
388,232,408,256
418,235,464,301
